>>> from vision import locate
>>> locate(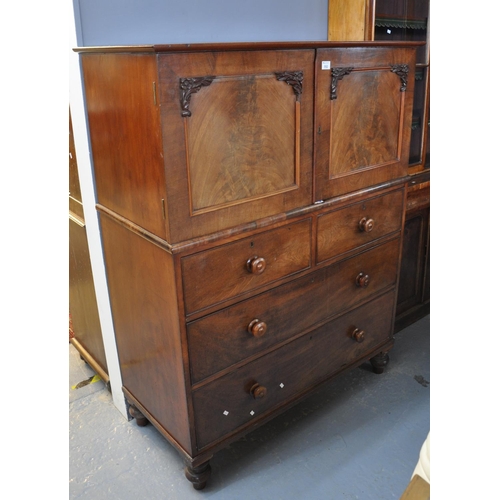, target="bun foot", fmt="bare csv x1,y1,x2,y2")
370,351,390,374
185,461,212,490
128,403,149,427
